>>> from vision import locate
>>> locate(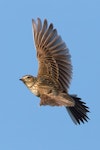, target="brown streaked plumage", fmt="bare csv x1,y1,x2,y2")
20,18,89,124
